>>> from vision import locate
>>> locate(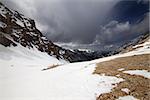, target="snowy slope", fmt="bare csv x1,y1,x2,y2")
0,39,149,100
0,44,67,69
